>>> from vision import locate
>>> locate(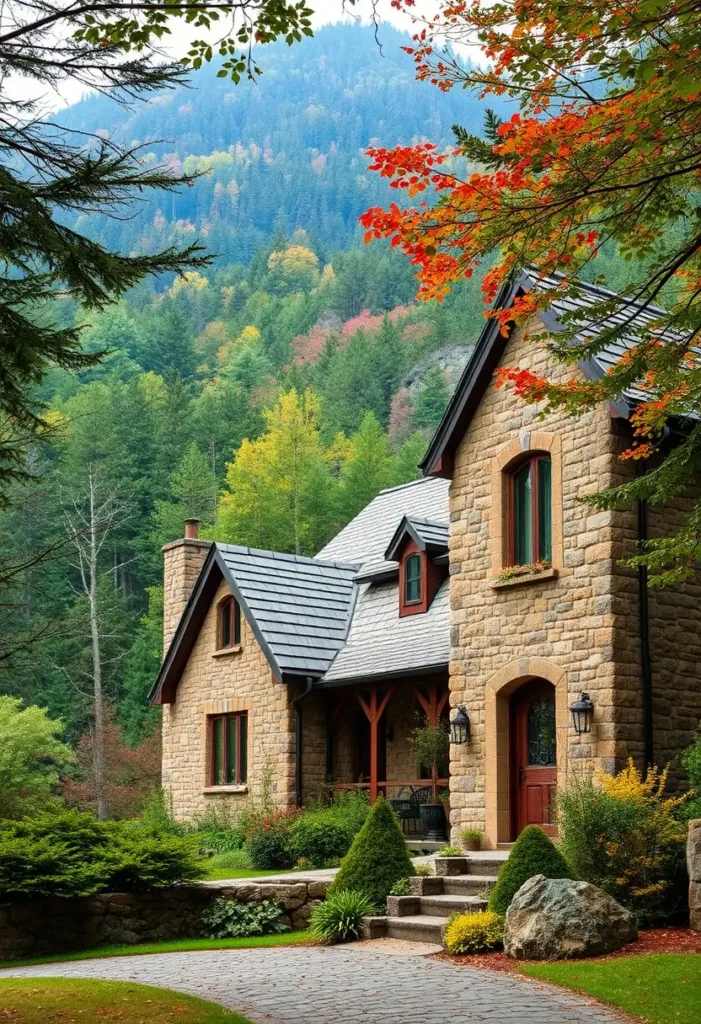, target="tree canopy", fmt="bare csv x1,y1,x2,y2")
364,0,701,584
